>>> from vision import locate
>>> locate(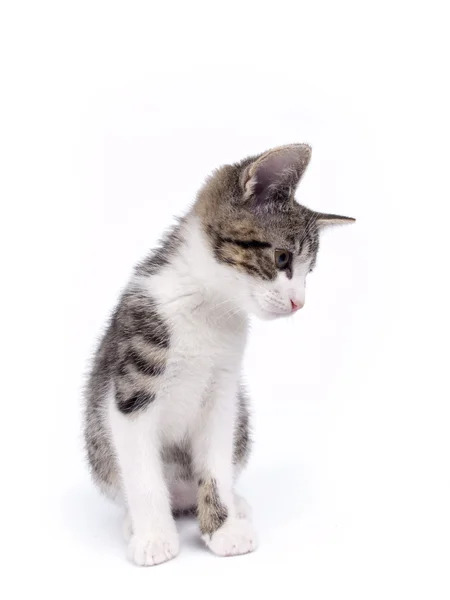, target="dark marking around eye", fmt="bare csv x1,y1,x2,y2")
221,257,273,281
259,264,275,280
243,263,265,278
